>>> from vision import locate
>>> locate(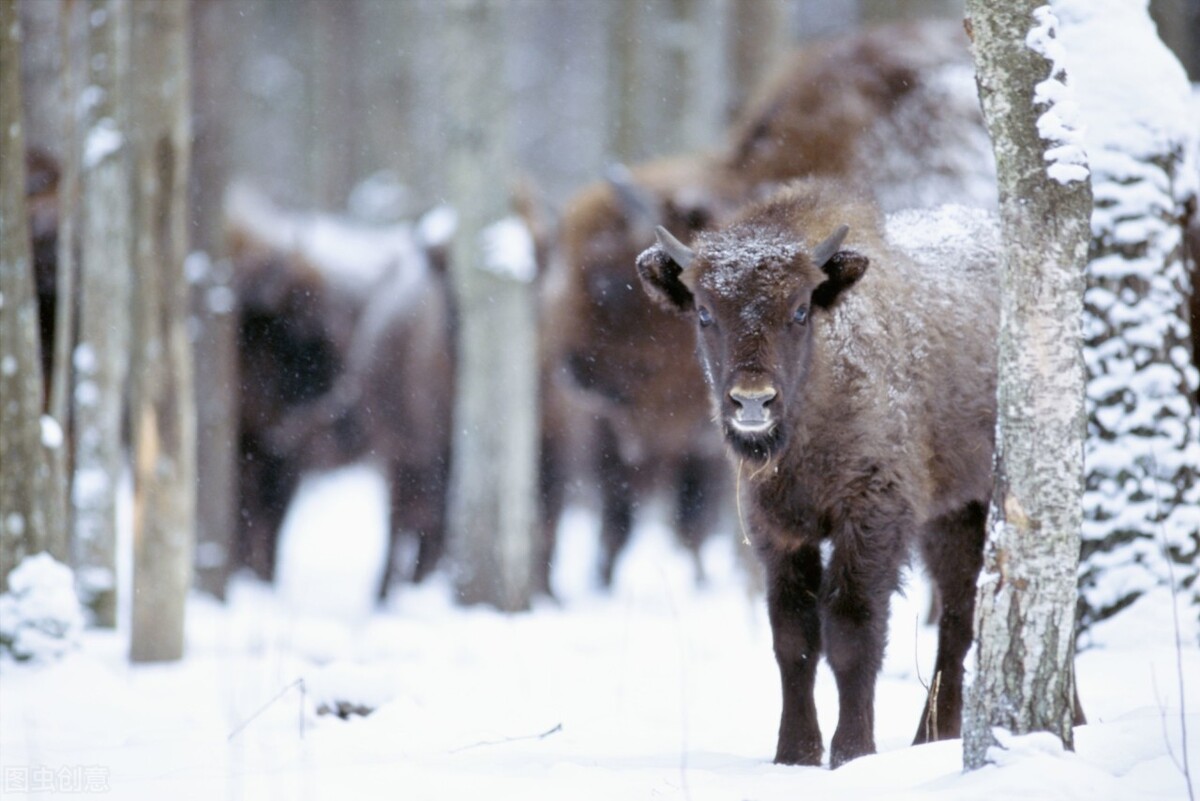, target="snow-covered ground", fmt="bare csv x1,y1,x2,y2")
2,463,1196,800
